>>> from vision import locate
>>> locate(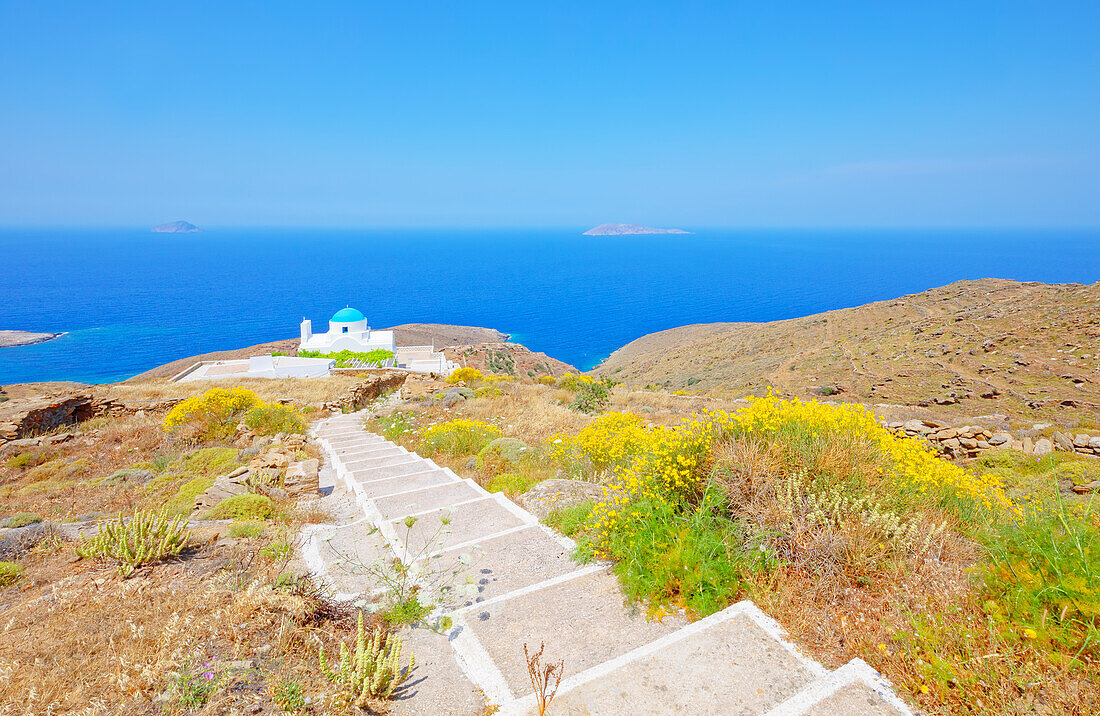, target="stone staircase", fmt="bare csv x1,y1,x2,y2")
303,412,915,716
